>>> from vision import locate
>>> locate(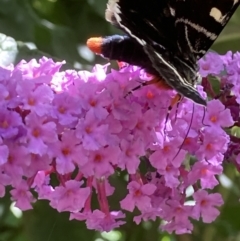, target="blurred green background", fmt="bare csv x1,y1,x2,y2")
0,1,240,241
